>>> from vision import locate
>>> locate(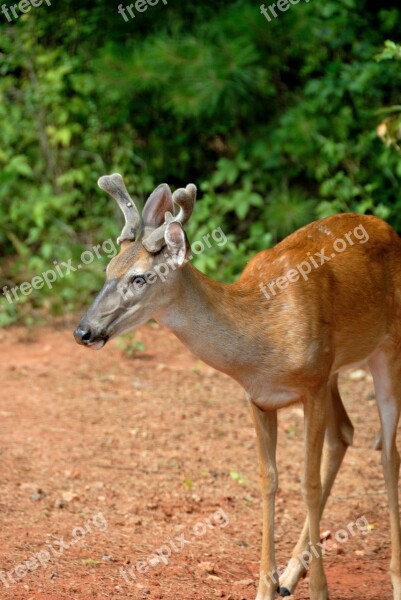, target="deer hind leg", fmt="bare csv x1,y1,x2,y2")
369,347,401,600
279,374,353,597
251,404,279,600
